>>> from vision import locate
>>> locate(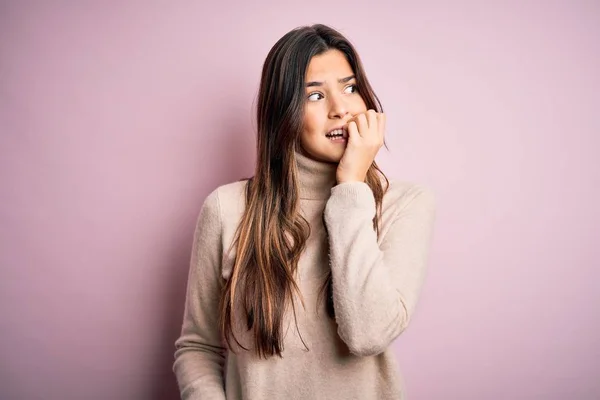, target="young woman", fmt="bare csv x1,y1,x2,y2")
173,24,436,400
